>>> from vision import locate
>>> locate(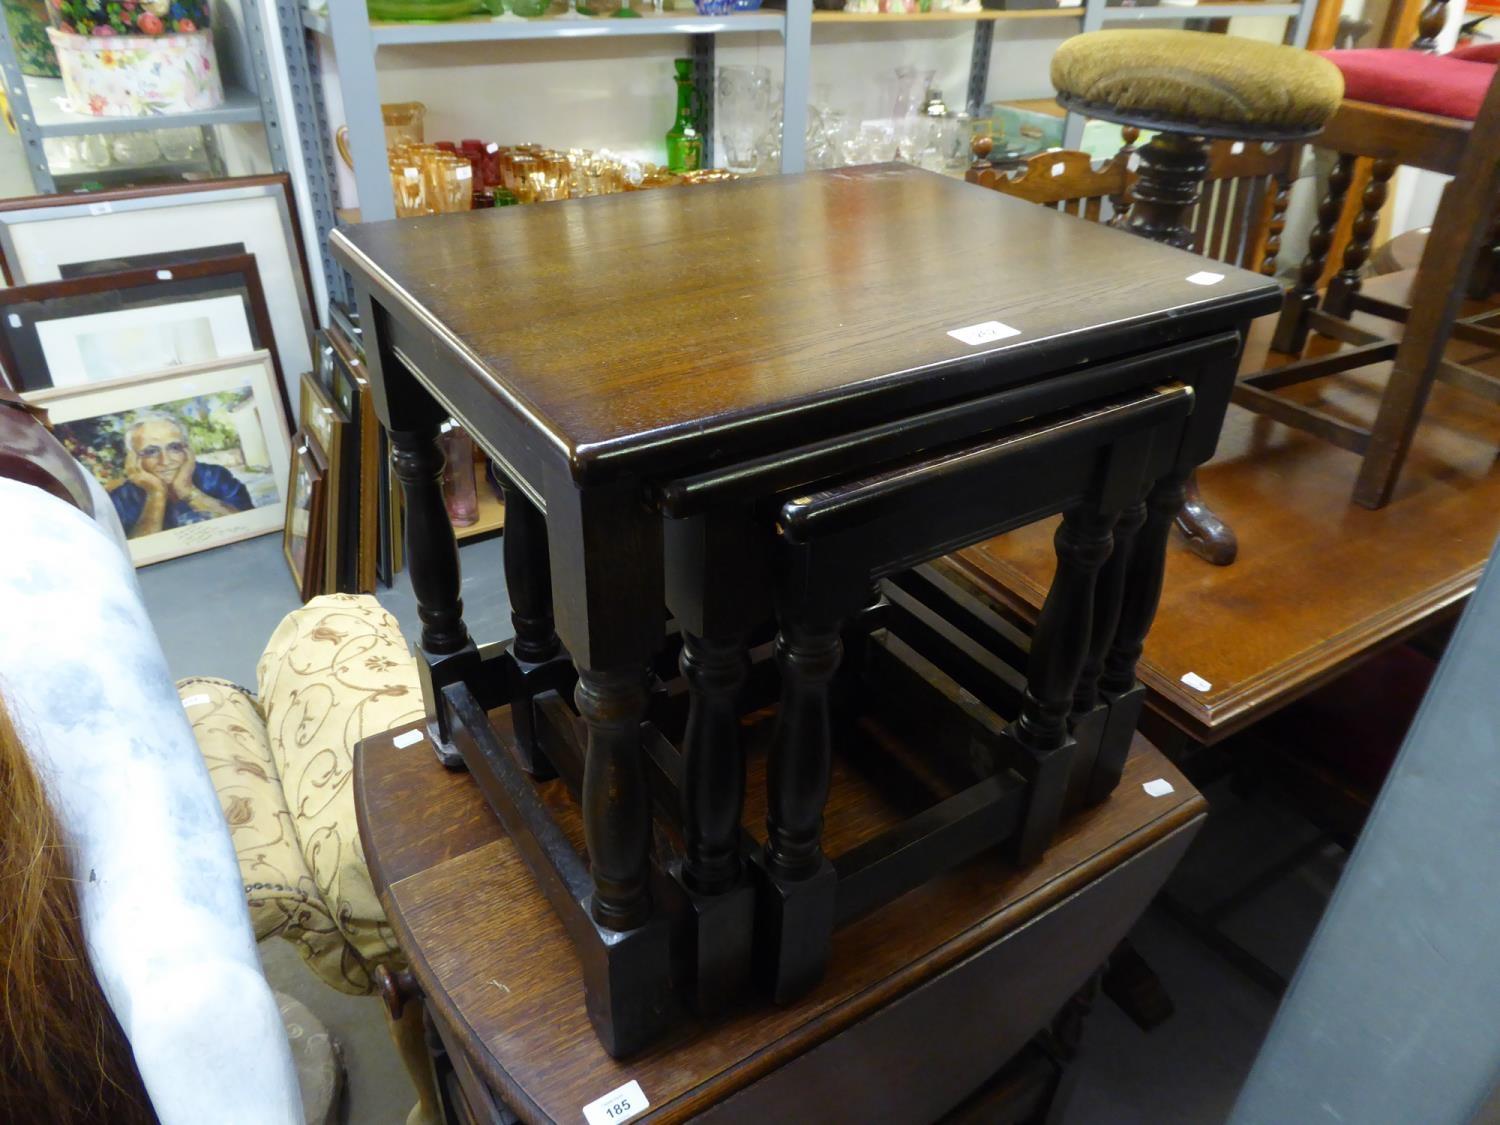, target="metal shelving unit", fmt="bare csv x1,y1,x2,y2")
0,0,290,194
298,0,1316,230
308,3,811,225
